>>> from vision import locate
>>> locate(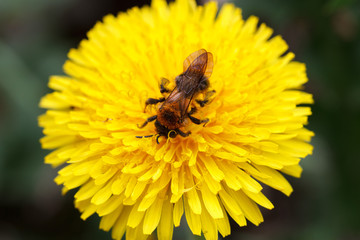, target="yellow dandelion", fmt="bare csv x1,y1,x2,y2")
39,0,314,239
